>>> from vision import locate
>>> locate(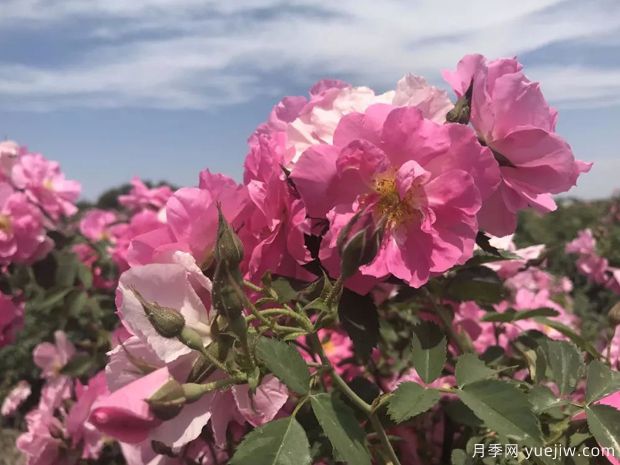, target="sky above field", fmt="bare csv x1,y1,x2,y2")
1,0,619,200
